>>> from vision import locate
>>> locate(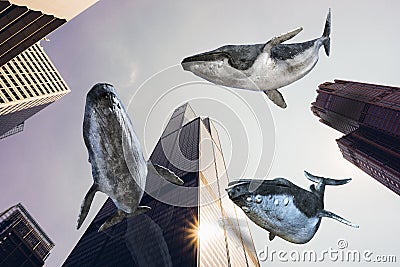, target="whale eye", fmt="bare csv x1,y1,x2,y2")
246,196,252,203
255,195,263,204
236,187,241,192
